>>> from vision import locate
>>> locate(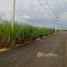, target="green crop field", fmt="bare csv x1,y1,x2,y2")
0,22,55,48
